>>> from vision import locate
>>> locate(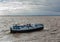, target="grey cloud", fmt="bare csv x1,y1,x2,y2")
0,0,60,15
